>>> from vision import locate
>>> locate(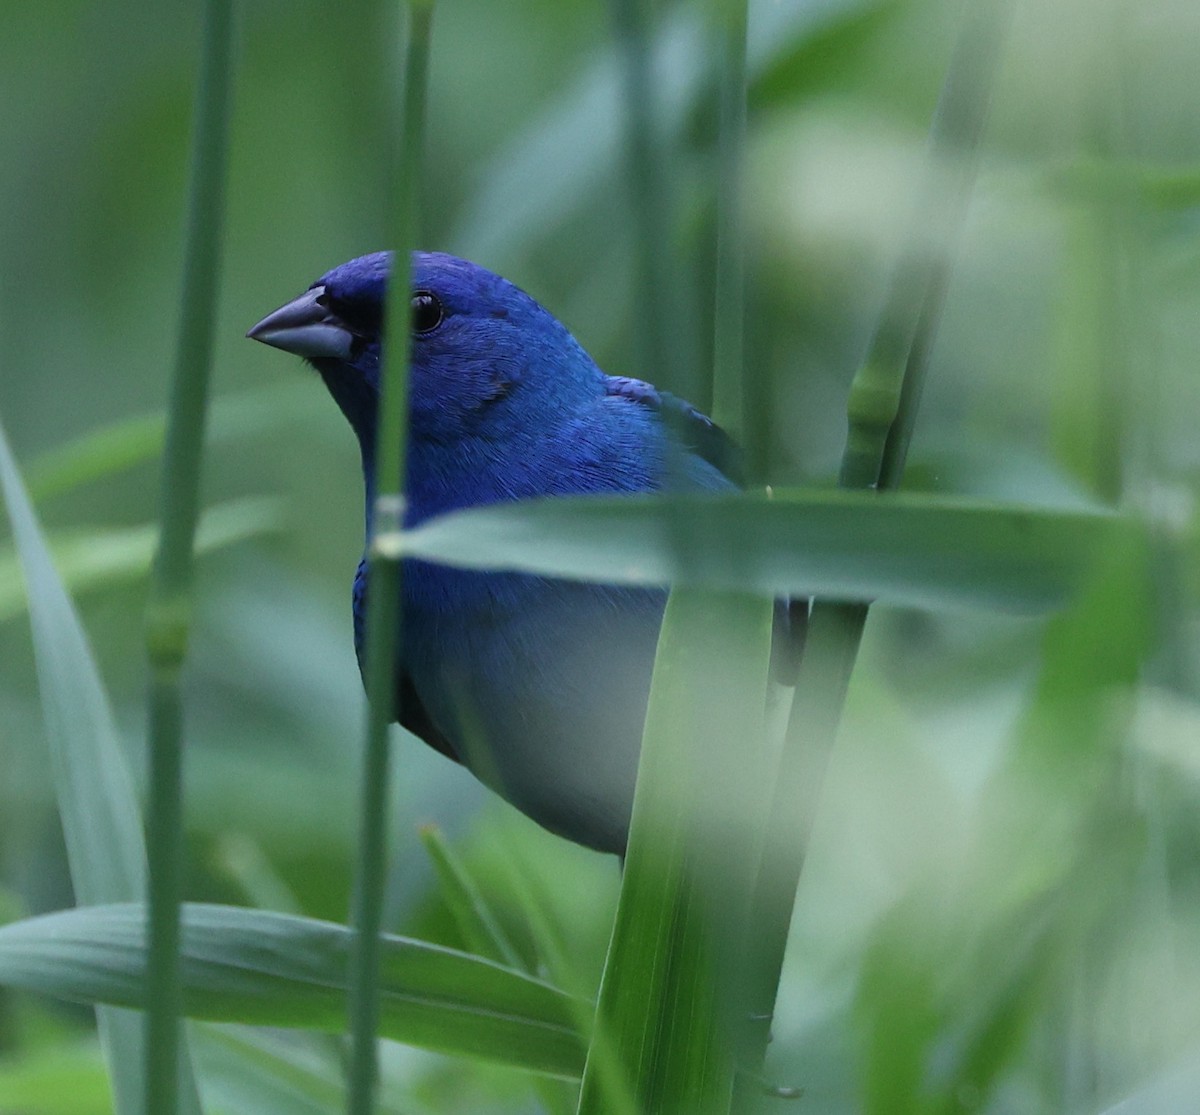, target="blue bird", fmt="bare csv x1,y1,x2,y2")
248,251,796,855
